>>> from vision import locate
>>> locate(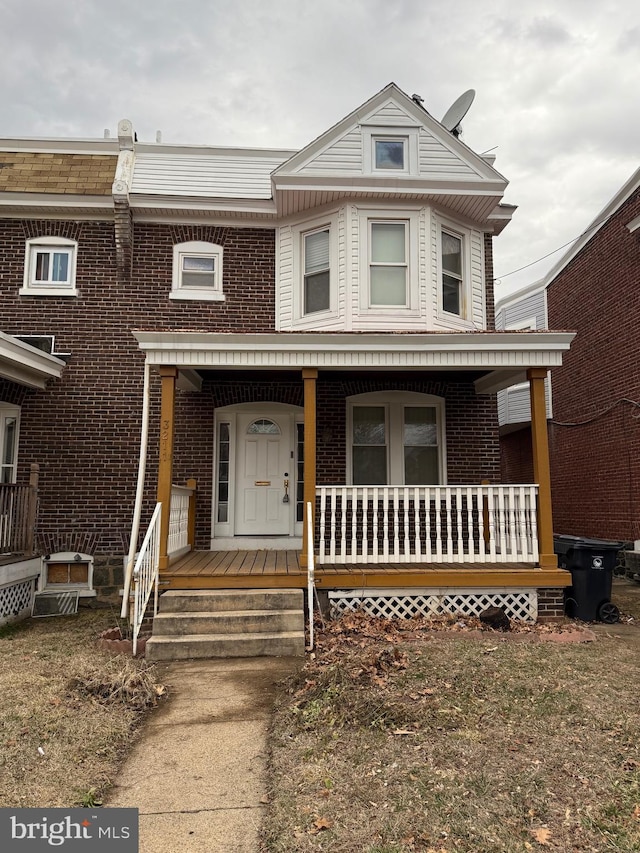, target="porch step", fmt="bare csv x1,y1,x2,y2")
158,588,302,613
145,588,305,661
145,631,305,661
151,609,303,636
